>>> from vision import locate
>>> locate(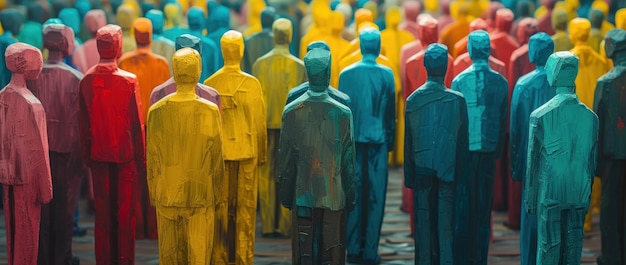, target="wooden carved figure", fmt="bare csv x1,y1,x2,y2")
483,1,503,33
589,9,605,53
591,0,614,36
340,9,373,60
243,0,266,37
150,34,221,108
206,5,231,68
338,28,395,265
451,30,508,265
400,13,431,88
399,1,420,39
551,8,572,52
118,17,170,240
162,3,189,42
329,11,350,88
0,9,23,88
279,47,355,265
145,10,176,72
453,18,487,59
0,43,51,265
440,2,470,55
17,2,45,49
78,24,144,265
73,10,107,73
26,24,83,265
438,2,453,33
299,0,332,59
509,32,555,265
490,8,520,73
147,47,223,265
243,7,277,73
526,51,598,265
58,8,83,68
253,18,306,239
594,28,626,265
537,0,557,35
204,30,266,265
510,0,535,43
75,0,92,42
117,5,138,55
404,43,468,265
186,7,219,80
453,22,508,78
